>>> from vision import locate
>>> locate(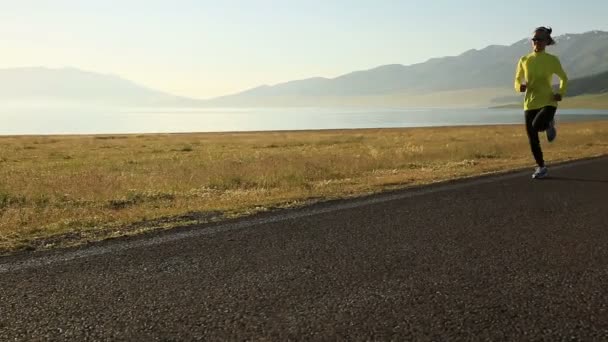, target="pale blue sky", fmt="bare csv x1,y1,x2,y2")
2,0,608,99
